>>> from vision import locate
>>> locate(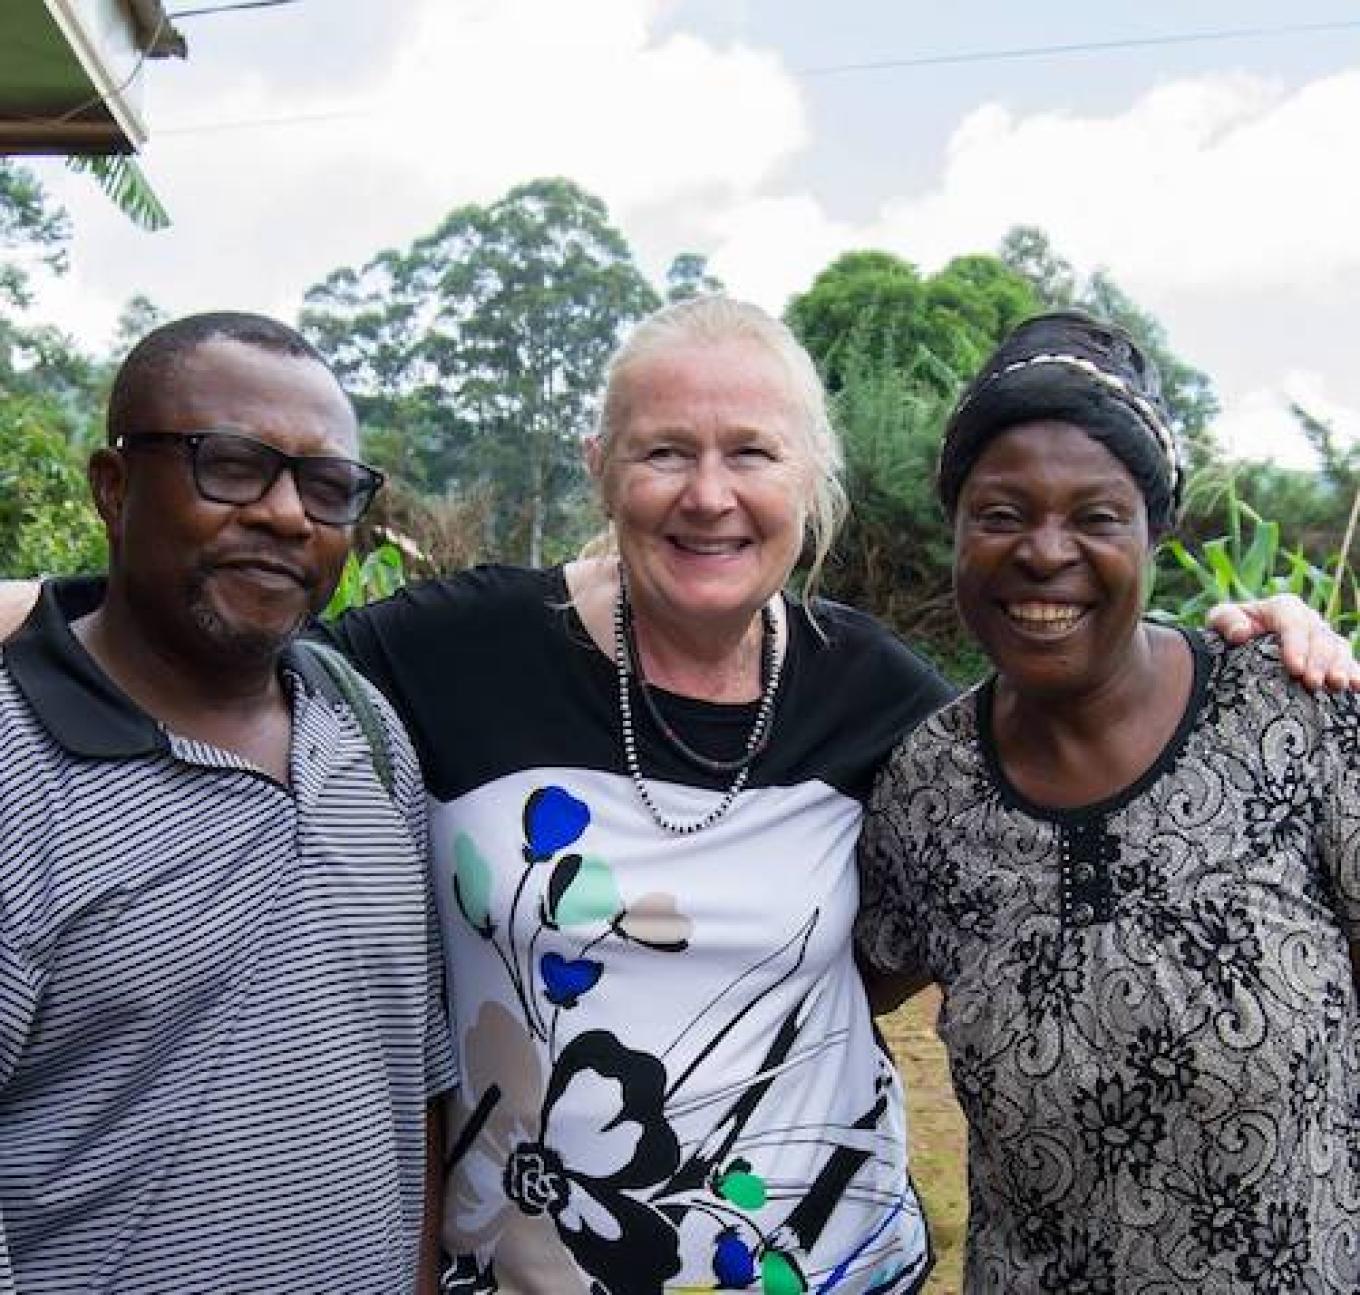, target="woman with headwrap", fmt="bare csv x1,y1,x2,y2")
856,311,1360,1292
